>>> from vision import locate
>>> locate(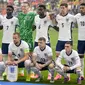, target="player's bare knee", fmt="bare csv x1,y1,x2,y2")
49,63,54,69
0,62,5,71
76,67,81,72
0,61,5,66
24,59,31,67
